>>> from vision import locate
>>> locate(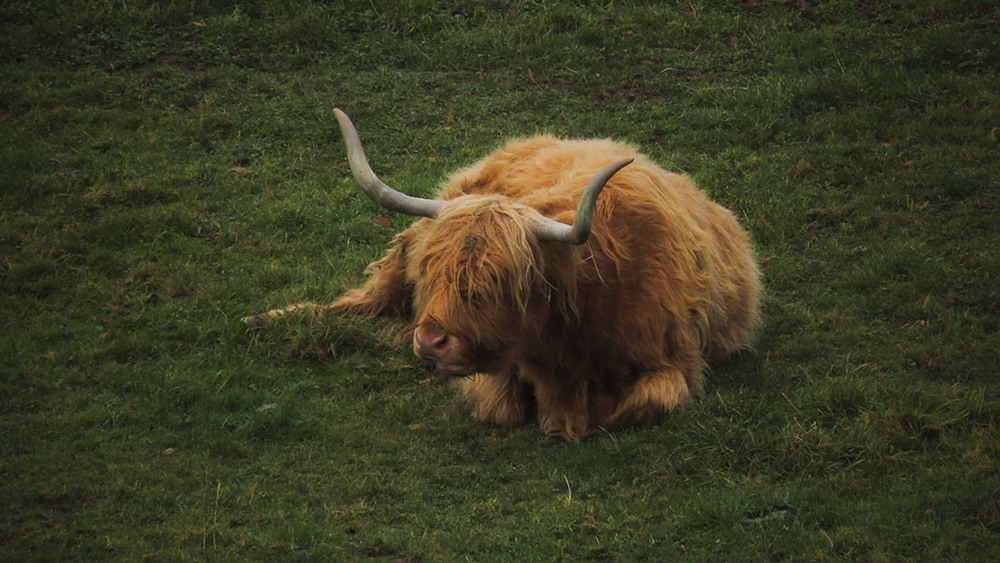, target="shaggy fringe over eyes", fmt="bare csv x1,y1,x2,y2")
414,197,544,341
